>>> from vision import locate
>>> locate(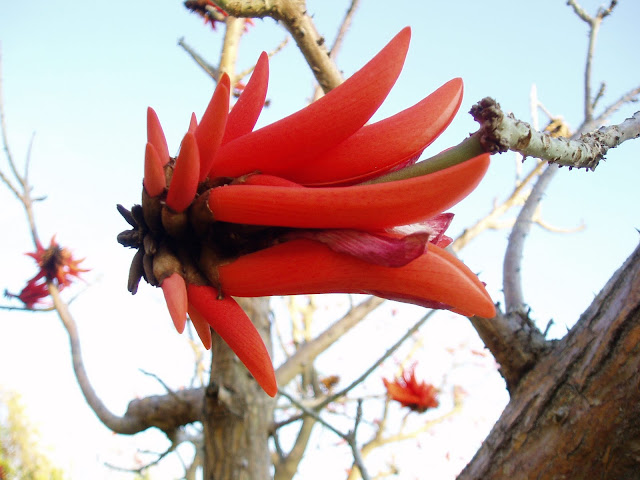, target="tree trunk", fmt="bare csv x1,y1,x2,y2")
202,297,275,480
459,243,640,480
